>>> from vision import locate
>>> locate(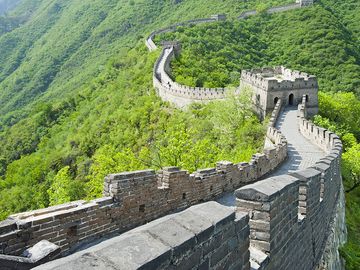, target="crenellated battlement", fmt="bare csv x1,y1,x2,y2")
233,96,344,269
240,66,317,91
153,46,230,107
29,97,345,270
0,101,287,266
148,3,315,110
241,67,317,90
